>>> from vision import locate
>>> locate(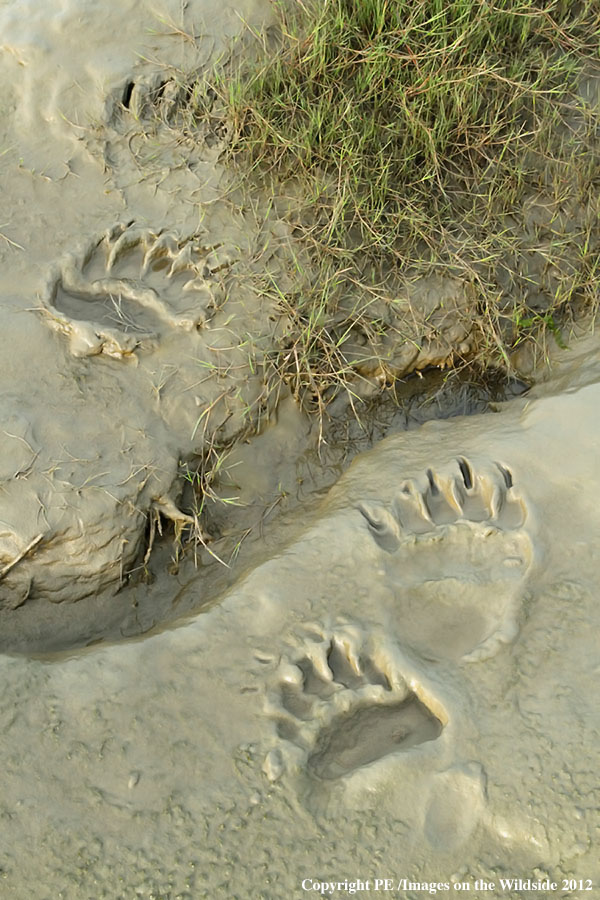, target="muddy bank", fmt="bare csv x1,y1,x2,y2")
0,0,507,609
0,364,528,655
0,334,598,897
